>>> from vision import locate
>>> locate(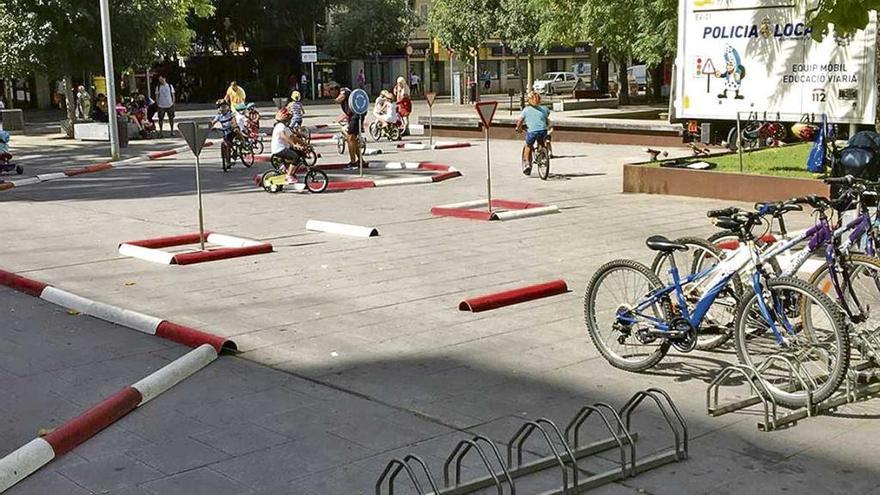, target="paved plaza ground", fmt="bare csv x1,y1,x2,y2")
3,103,880,494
